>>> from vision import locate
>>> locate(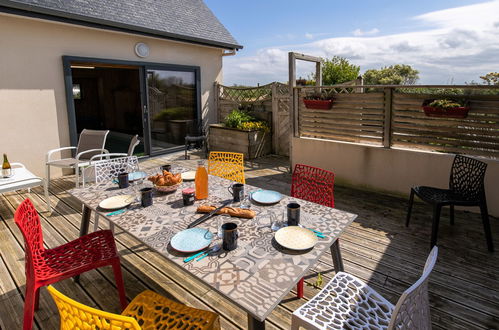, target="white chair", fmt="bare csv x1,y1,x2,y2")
82,134,140,187
89,156,139,232
292,246,438,330
46,129,109,188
